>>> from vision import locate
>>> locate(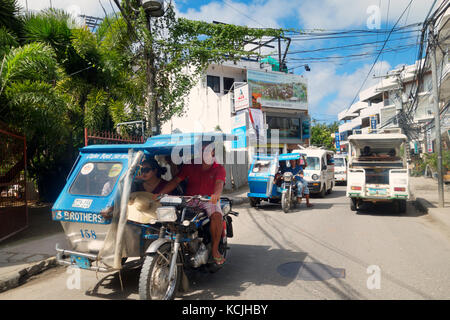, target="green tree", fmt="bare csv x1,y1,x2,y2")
123,2,284,134
310,121,338,151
